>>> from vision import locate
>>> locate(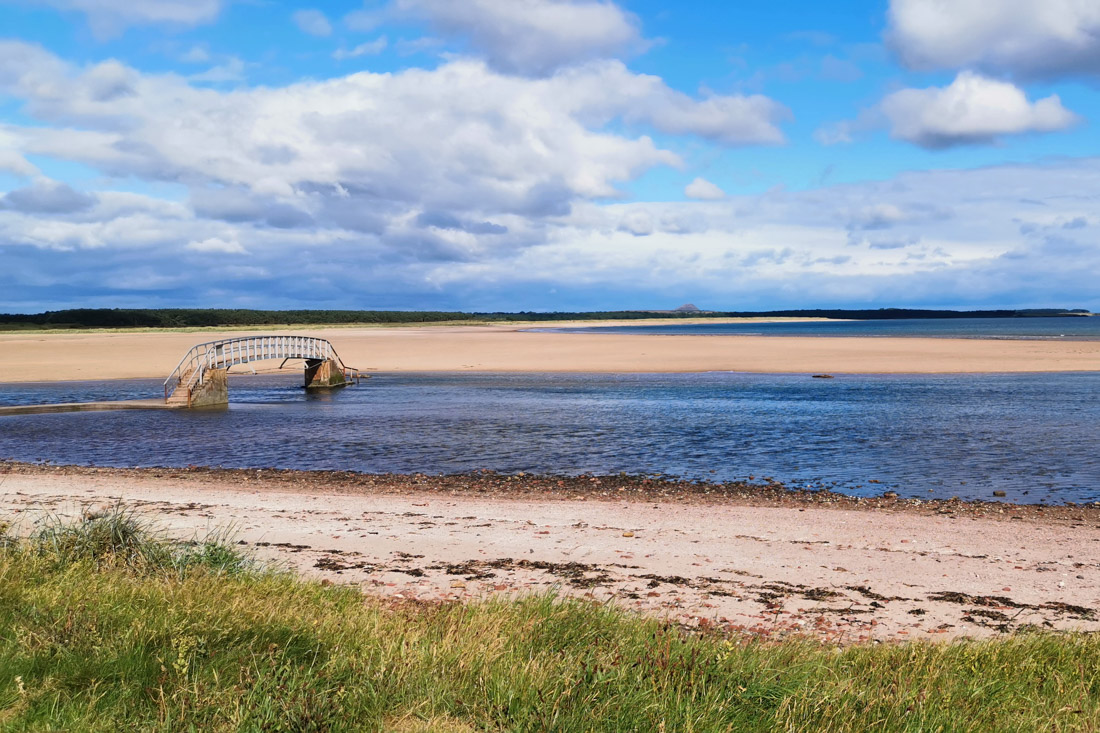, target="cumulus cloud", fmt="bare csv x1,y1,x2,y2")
888,0,1100,79
292,8,333,37
684,177,726,200
0,42,788,243
1,180,96,213
393,0,645,75
880,72,1078,148
9,0,223,39
553,63,789,146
